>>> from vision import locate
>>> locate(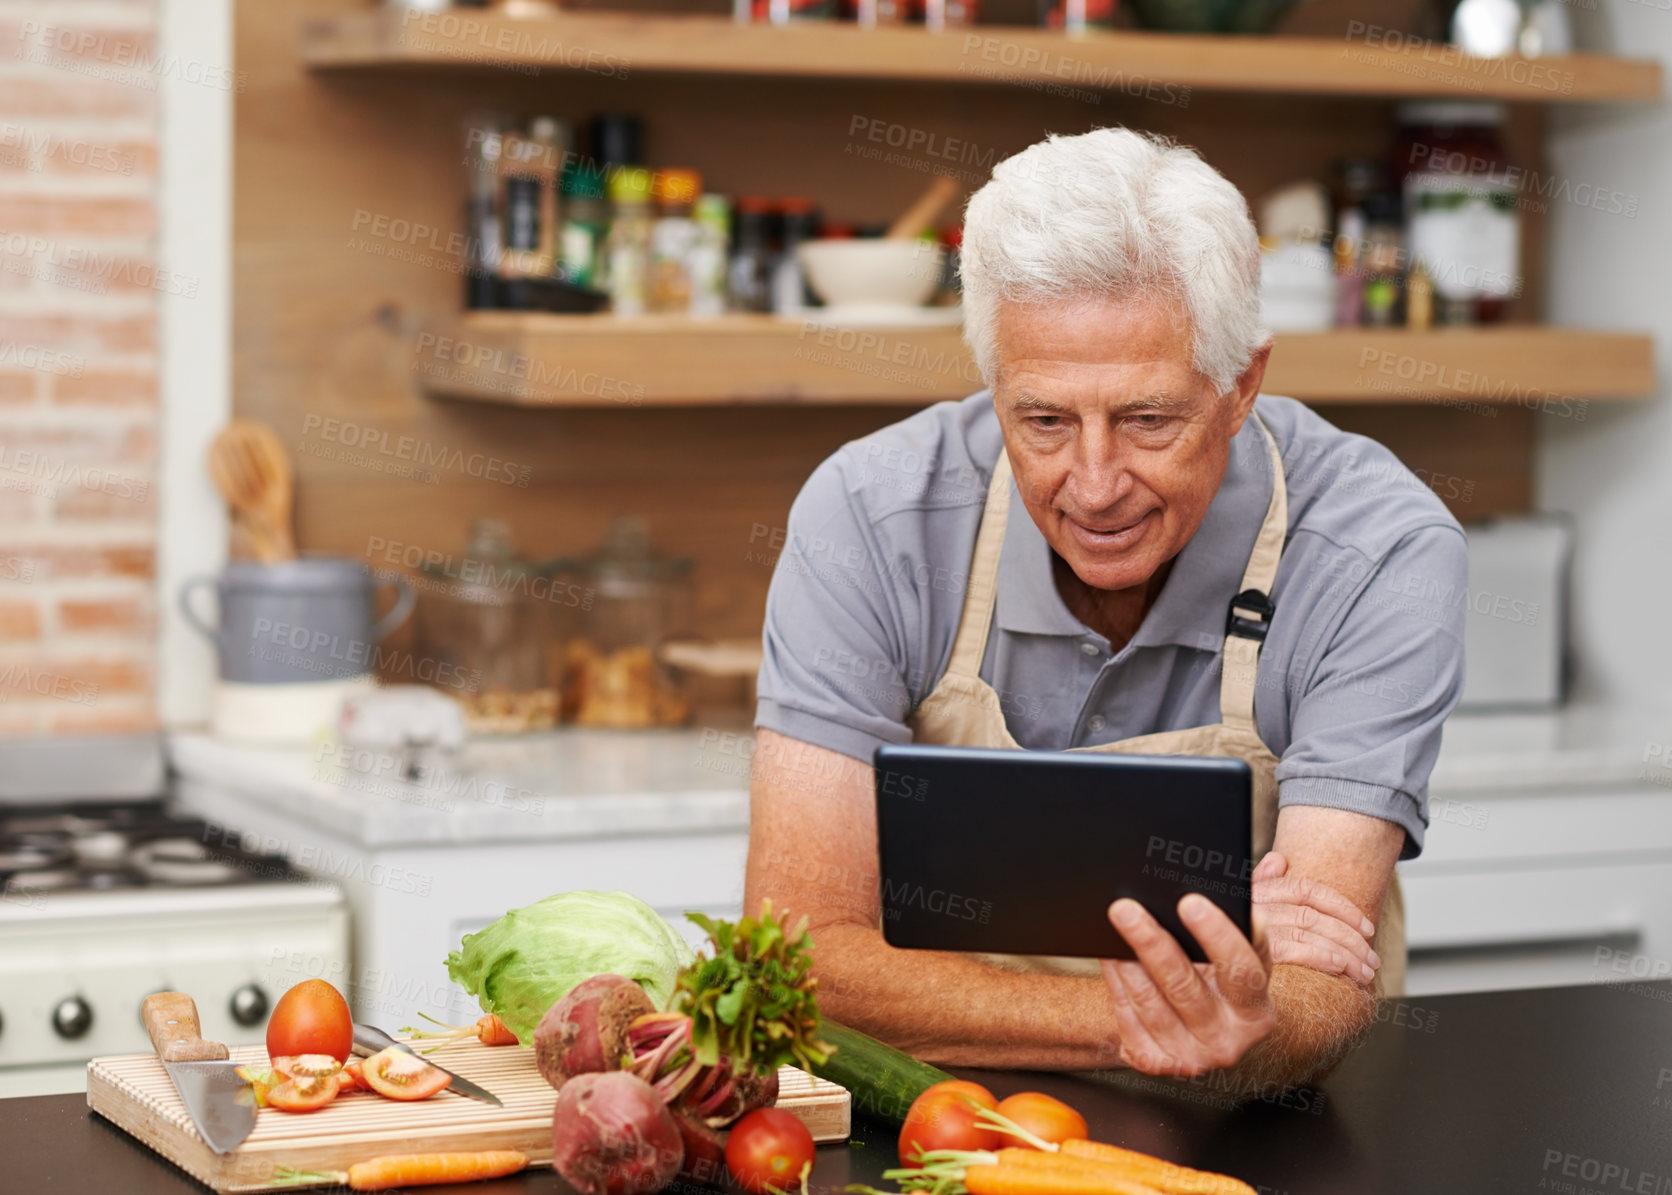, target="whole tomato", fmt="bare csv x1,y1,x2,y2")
726,1107,817,1195
994,1092,1088,1148
898,1080,1003,1166
265,979,354,1066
